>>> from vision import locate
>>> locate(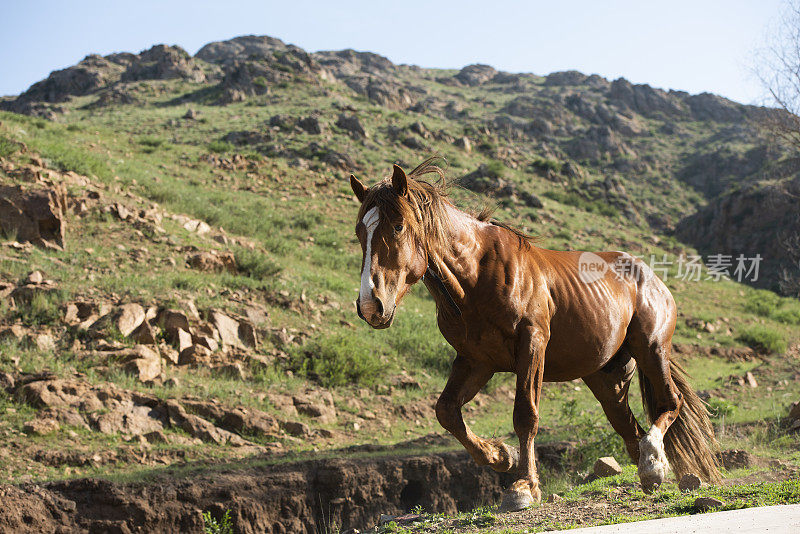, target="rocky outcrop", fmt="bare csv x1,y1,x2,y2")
196,35,291,64
455,64,497,86
2,45,205,114
676,175,800,293
0,183,67,250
